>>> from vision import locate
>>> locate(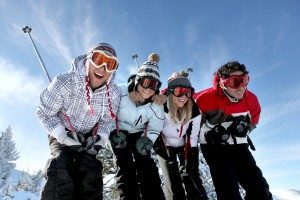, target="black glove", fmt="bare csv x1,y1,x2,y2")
136,136,153,155
109,130,127,149
205,124,230,144
226,115,251,138
153,134,170,160
84,135,101,155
